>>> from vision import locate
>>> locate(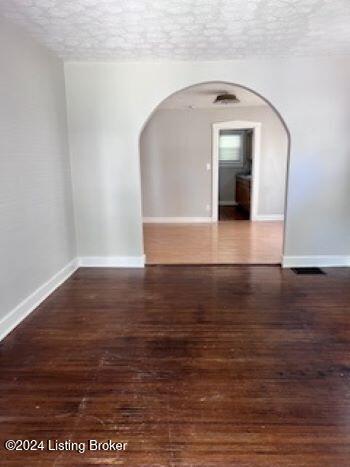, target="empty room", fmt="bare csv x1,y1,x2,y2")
1,1,350,465
141,82,288,264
